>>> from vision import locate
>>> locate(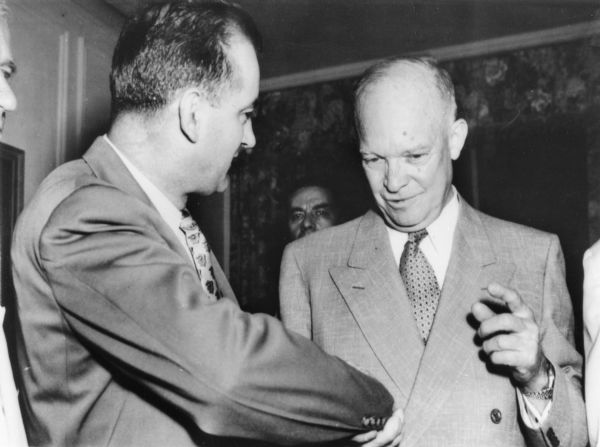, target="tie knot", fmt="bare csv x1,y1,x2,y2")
179,209,197,233
408,229,428,245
